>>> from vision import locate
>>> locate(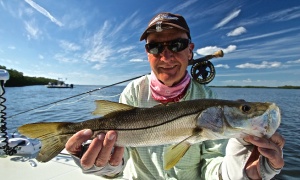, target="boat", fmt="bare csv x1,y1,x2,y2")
0,133,41,156
46,78,74,88
1,136,101,180
0,70,92,179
